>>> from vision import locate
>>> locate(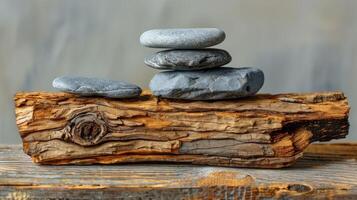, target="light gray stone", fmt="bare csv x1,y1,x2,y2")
140,28,225,49
52,76,142,98
149,67,264,100
145,49,231,70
